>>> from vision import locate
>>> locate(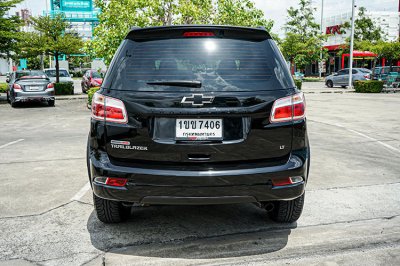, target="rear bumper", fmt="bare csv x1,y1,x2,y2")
89,150,308,204
14,90,55,102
